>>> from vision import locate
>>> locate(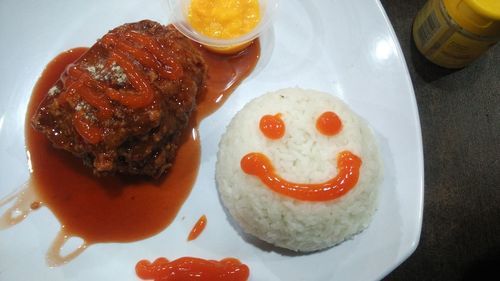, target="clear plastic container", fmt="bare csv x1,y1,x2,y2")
167,0,279,53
